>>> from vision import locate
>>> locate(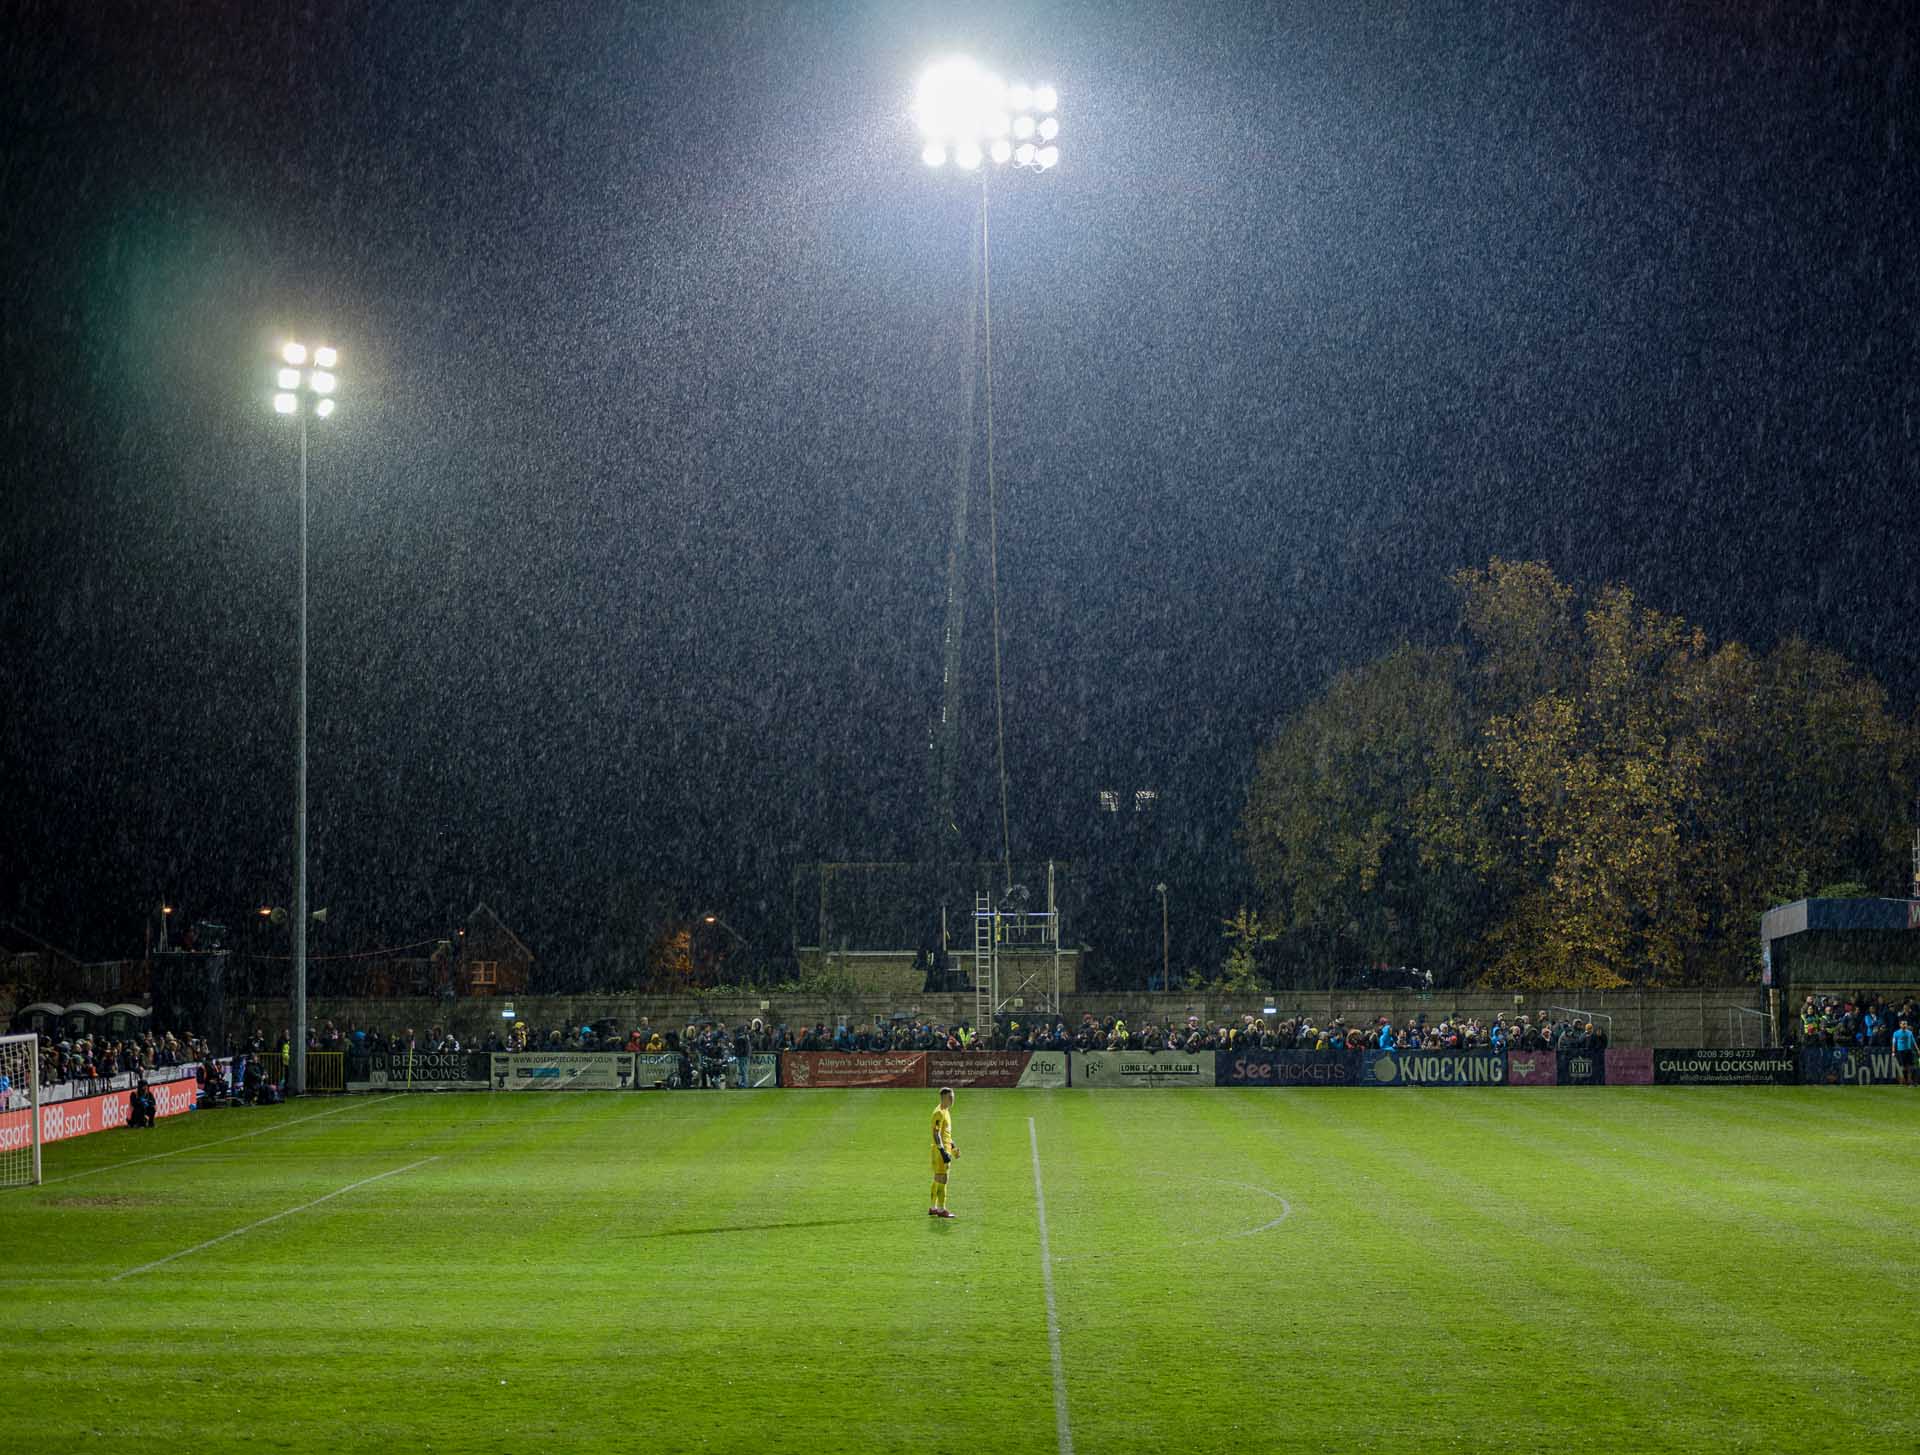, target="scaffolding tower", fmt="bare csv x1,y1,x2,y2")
971,861,1063,1027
